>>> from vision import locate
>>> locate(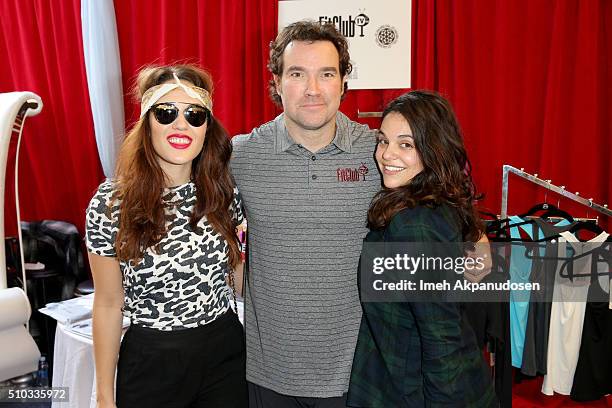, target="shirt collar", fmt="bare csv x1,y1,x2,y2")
273,112,353,154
